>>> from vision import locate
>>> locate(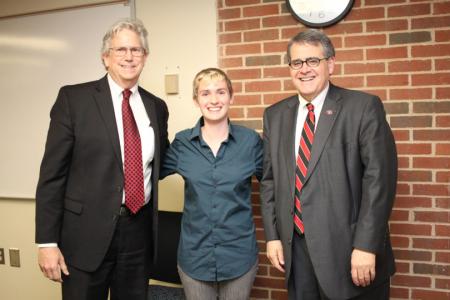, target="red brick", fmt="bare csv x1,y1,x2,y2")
414,211,450,223
413,184,450,196
219,32,242,44
225,0,259,6
263,93,294,105
436,144,450,155
388,60,432,72
435,278,450,290
271,290,289,300
391,235,410,248
323,23,363,35
411,289,450,300
248,107,265,118
226,43,261,55
392,130,410,141
390,223,432,236
366,0,406,5
243,4,278,17
346,7,385,21
390,116,432,128
435,224,450,237
390,286,410,299
389,88,432,100
250,288,269,299
414,130,450,141
414,263,450,276
414,101,450,113
397,156,410,168
344,34,387,47
388,3,431,17
229,107,244,118
391,274,431,287
367,19,408,32
331,76,364,88
336,49,364,61
344,62,385,74
436,198,450,209
367,47,408,60
245,80,281,93
436,58,450,71
254,276,285,289
263,67,289,78
390,209,409,221
218,7,241,20
227,68,261,80
225,18,260,32
398,170,432,182
437,116,450,128
244,29,279,42
362,89,387,101
434,2,450,14
233,94,261,105
412,44,450,58
436,252,450,264
436,171,450,183
396,143,431,155
394,196,432,208
436,87,450,99
219,57,243,68
393,249,432,261
414,237,450,250
436,29,450,42
412,16,450,29
367,74,409,87
396,183,411,195
263,15,298,27
246,55,281,66
264,41,288,53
